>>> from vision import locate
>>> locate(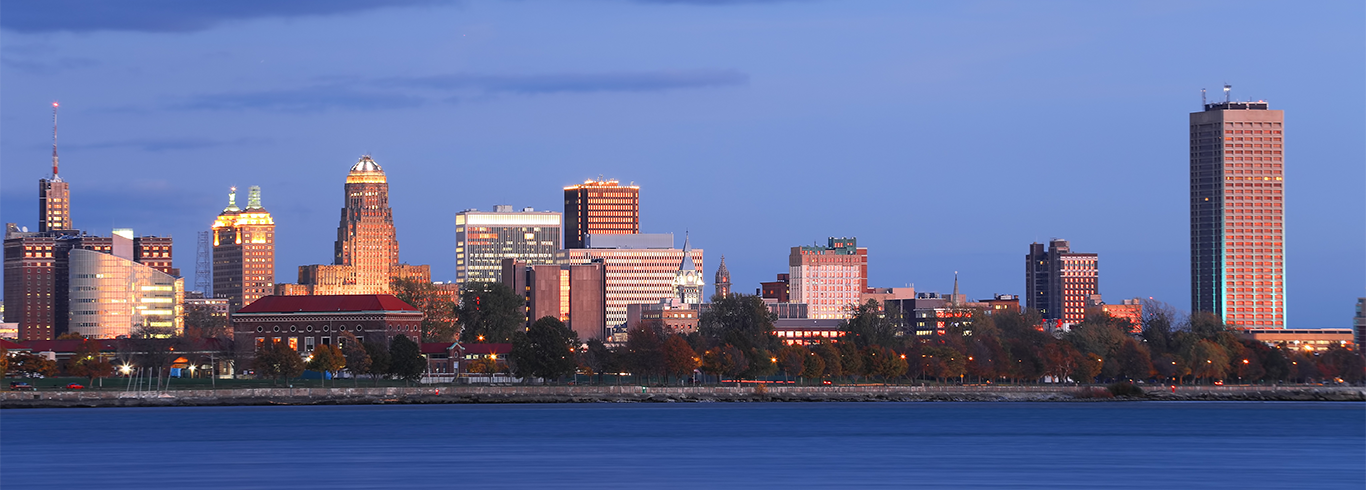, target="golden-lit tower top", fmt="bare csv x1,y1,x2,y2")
38,101,72,232
335,155,400,290
212,185,275,313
